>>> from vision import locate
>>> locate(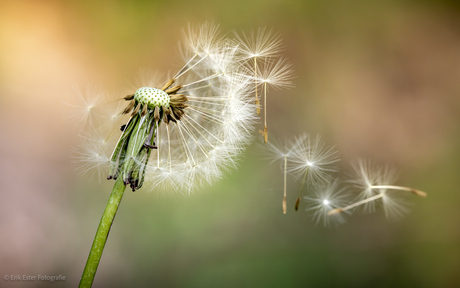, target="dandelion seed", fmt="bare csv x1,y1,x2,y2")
235,27,283,61
74,135,112,181
266,138,294,214
329,159,427,219
288,134,340,211
235,28,291,143
236,28,279,114
258,58,294,90
304,180,349,226
66,86,108,129
257,58,294,143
